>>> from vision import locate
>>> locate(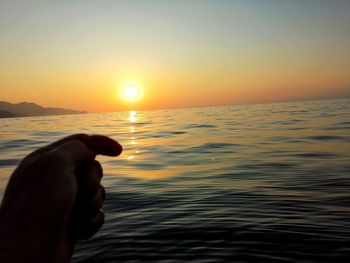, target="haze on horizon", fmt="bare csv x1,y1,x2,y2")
1,0,350,112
